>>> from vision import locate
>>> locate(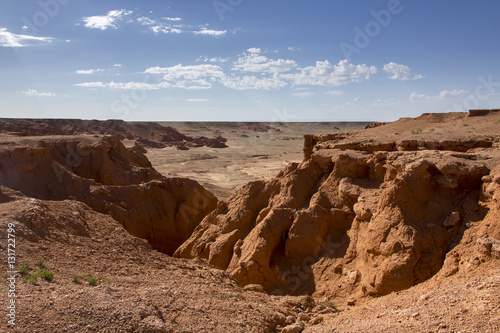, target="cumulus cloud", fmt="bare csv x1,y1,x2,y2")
283,60,378,87
232,52,298,73
221,74,287,90
164,17,182,21
196,56,229,63
144,64,227,89
0,28,54,47
145,64,226,81
76,69,104,75
83,9,133,30
193,28,227,37
137,16,183,34
75,81,169,90
75,51,387,92
383,62,423,80
247,47,261,54
409,89,471,103
19,89,56,97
